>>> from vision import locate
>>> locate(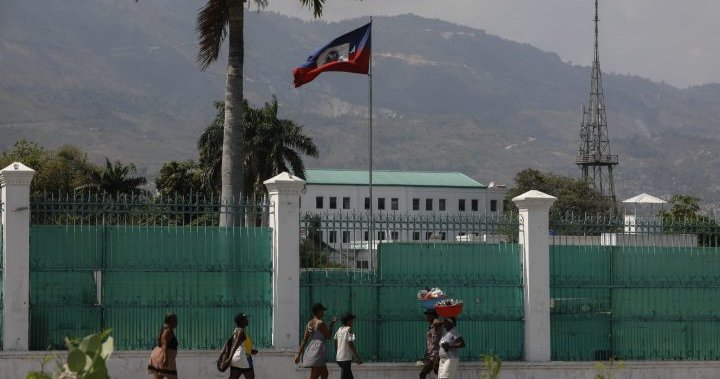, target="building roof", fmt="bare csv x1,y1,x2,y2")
305,169,486,188
622,193,667,204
